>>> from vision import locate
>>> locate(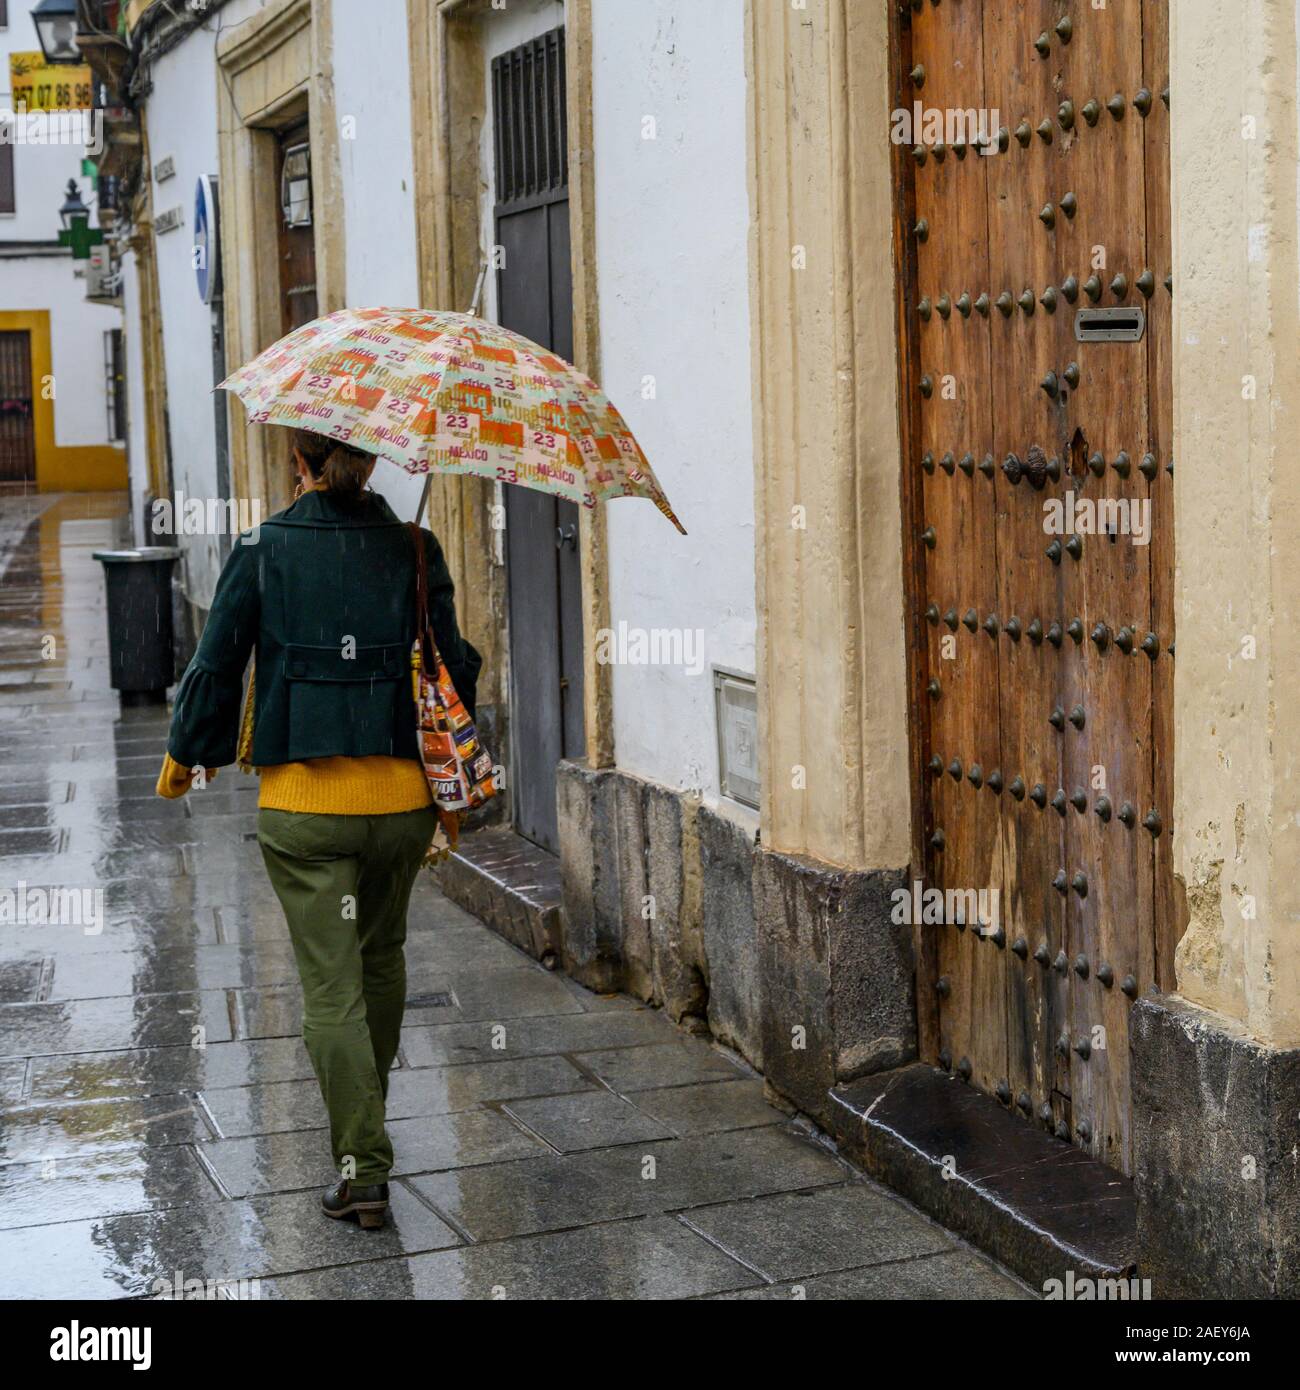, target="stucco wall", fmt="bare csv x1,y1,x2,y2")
590,0,756,808
0,2,97,247
1169,0,1300,1045
332,0,426,521
144,16,234,608
117,250,150,541
0,1,120,459
332,0,419,310
0,257,118,449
